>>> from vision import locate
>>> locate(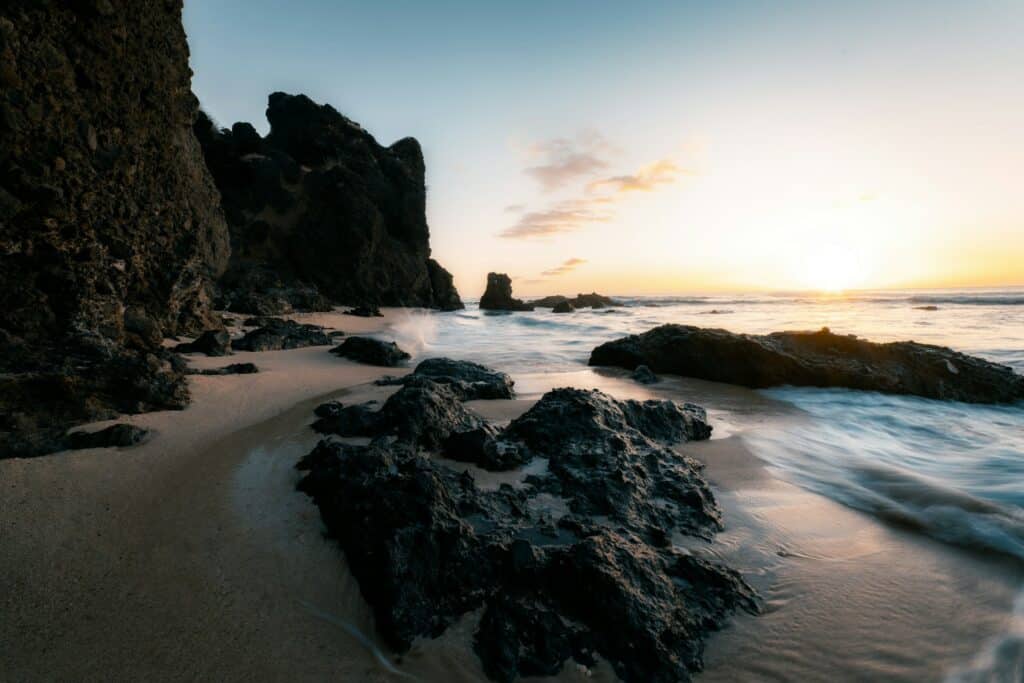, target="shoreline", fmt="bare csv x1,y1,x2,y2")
2,308,1021,681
